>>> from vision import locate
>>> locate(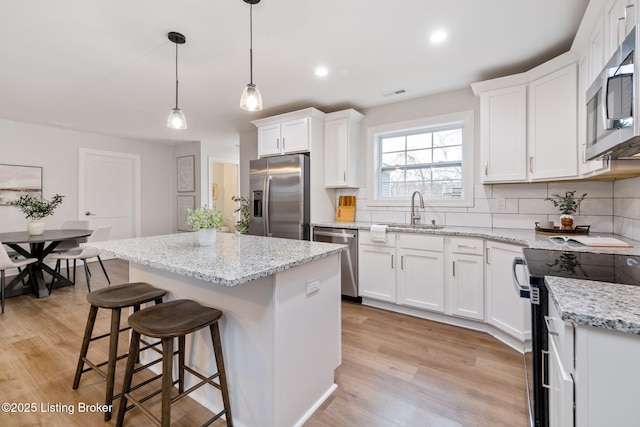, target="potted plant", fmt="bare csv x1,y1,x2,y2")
10,193,64,235
545,190,587,230
231,195,250,235
186,204,227,246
